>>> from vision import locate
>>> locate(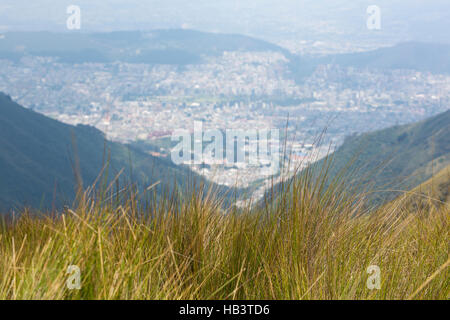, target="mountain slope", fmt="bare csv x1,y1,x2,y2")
0,92,221,211
381,164,450,213
267,110,450,206
324,109,450,204
409,164,450,204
